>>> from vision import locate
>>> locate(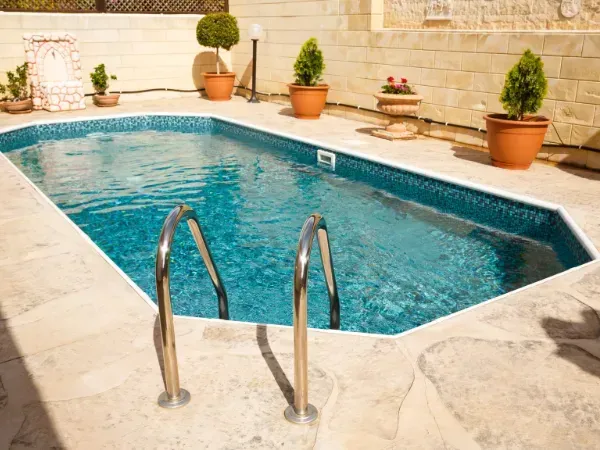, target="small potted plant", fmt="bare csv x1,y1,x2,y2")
288,38,328,119
196,12,240,101
372,76,423,140
484,49,550,170
0,63,32,114
91,64,119,107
